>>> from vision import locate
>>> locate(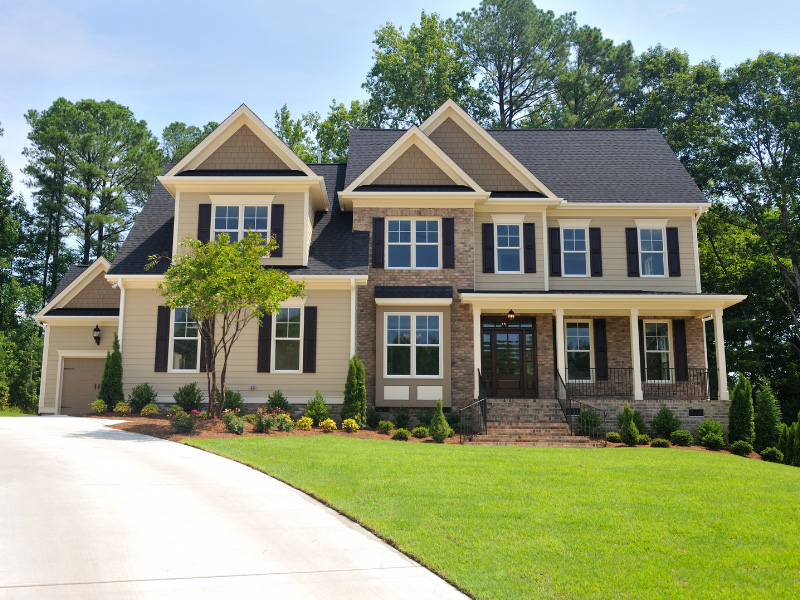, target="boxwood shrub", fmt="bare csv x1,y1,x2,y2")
670,429,693,446
412,426,429,439
731,440,753,456
392,428,410,441
650,438,670,448
606,431,621,443
377,420,394,434
702,432,725,450
760,447,784,463
637,434,651,445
